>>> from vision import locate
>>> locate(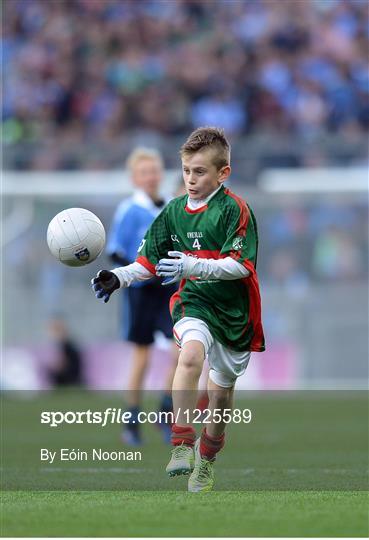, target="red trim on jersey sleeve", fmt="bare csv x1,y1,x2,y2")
136,255,156,275
224,188,255,266
185,204,208,214
224,188,249,236
169,279,186,318
241,273,265,352
224,190,264,350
